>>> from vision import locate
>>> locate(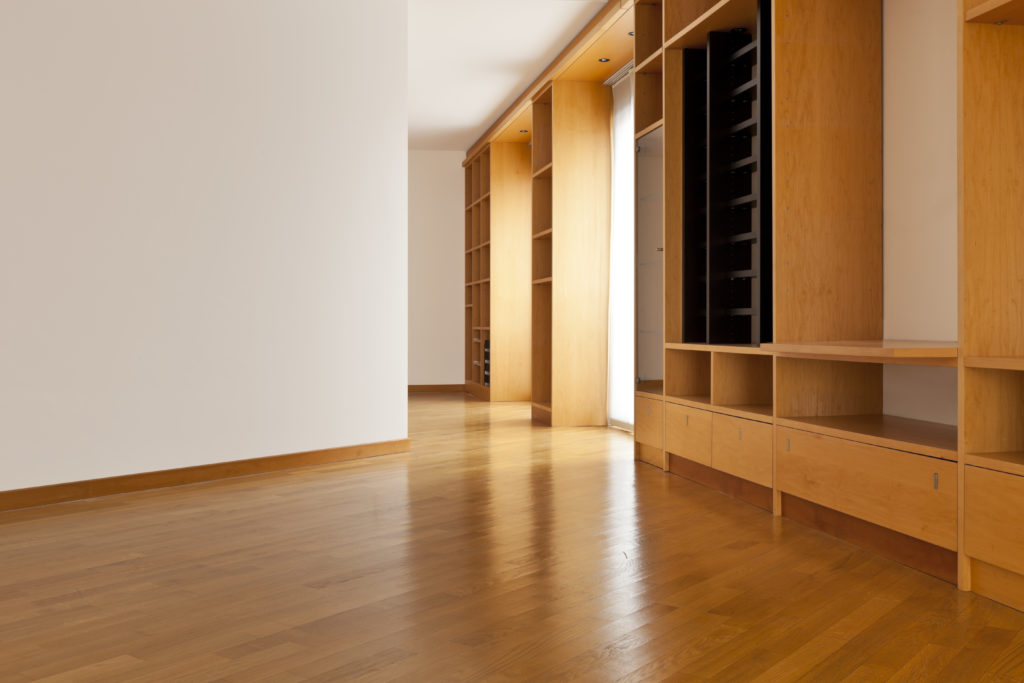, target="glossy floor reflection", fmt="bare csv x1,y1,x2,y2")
3,393,1024,680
